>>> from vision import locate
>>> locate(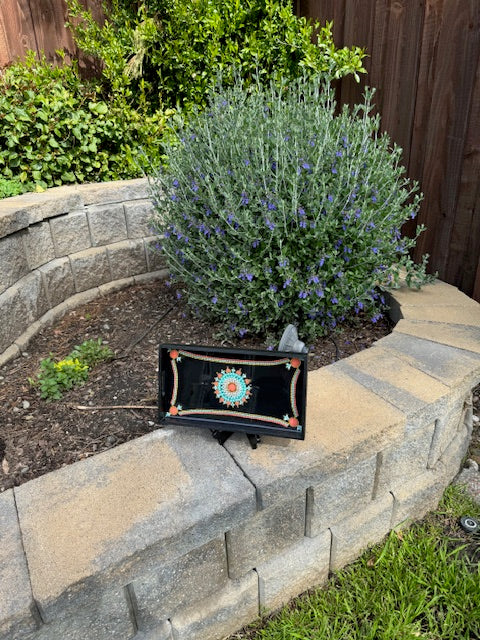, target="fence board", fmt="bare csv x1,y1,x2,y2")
413,0,480,285
28,0,74,62
0,0,36,67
